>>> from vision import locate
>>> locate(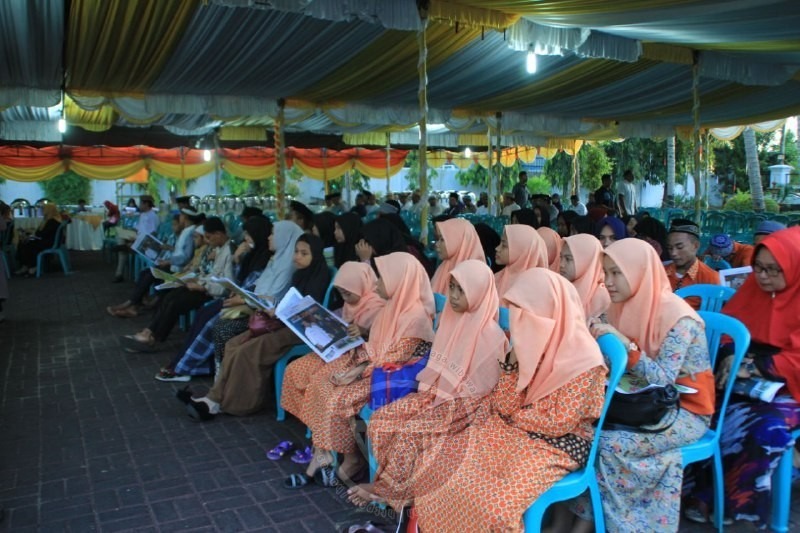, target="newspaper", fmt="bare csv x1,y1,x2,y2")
150,267,196,290
208,276,274,311
733,377,785,402
719,266,753,290
616,374,697,395
131,233,166,263
276,288,364,363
